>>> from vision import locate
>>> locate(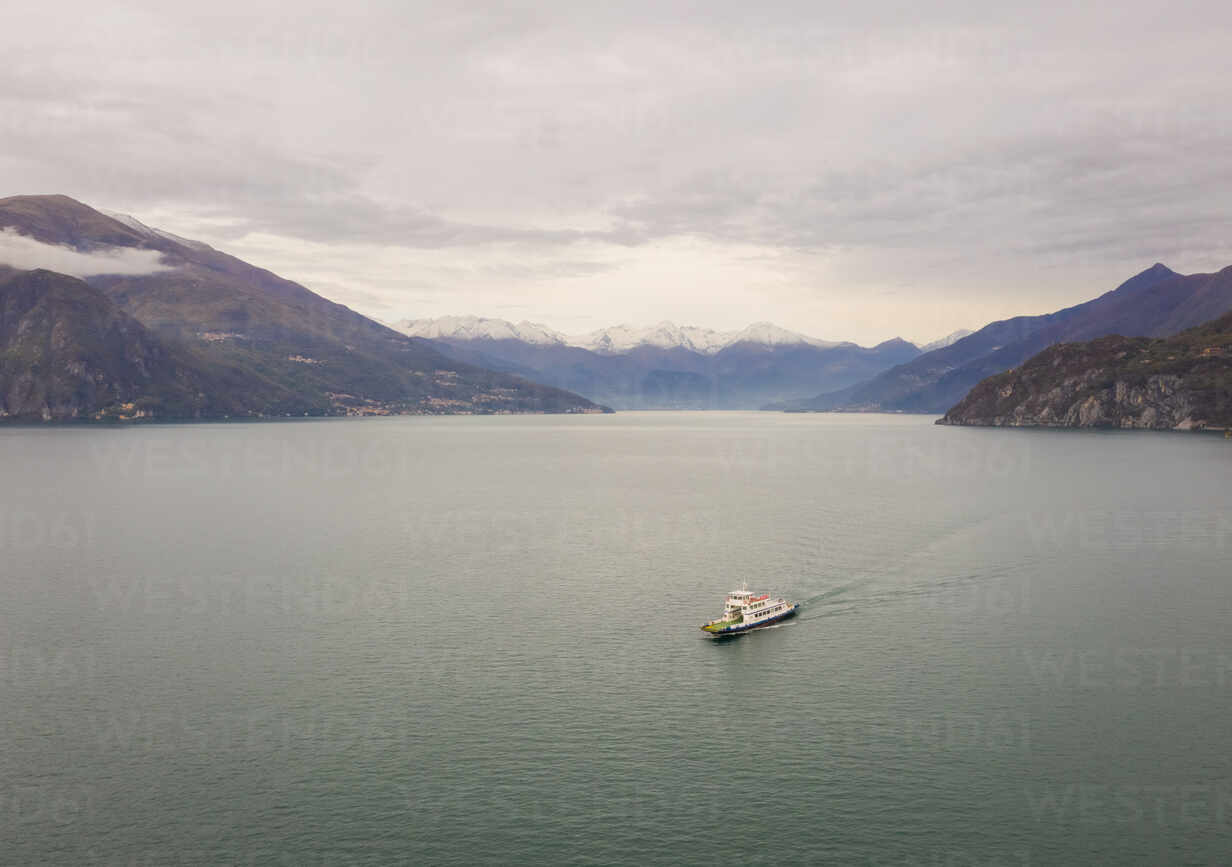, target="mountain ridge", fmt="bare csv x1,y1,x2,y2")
938,309,1232,430
393,316,876,356
394,317,921,409
774,263,1232,413
0,195,607,419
